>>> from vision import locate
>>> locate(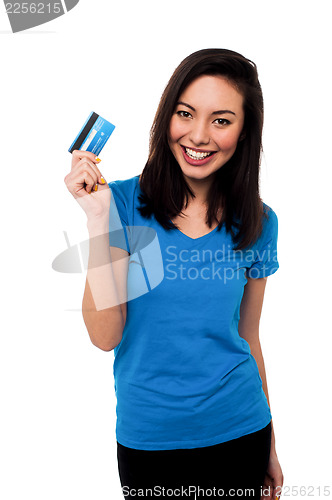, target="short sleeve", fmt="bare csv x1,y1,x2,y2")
246,206,280,279
108,181,131,254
